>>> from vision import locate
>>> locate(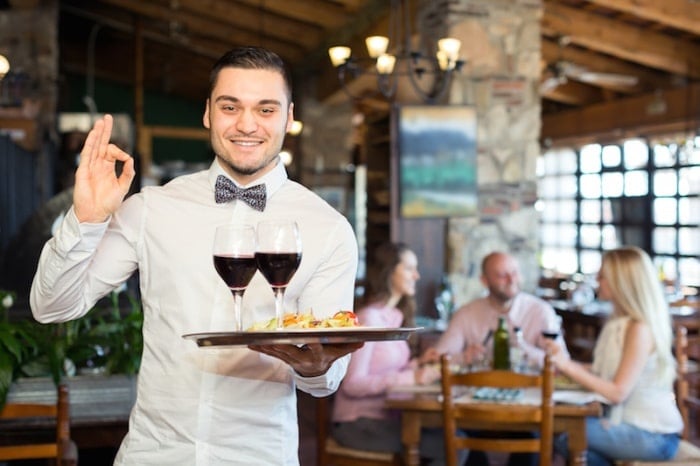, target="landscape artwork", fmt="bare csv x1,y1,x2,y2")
397,105,478,218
